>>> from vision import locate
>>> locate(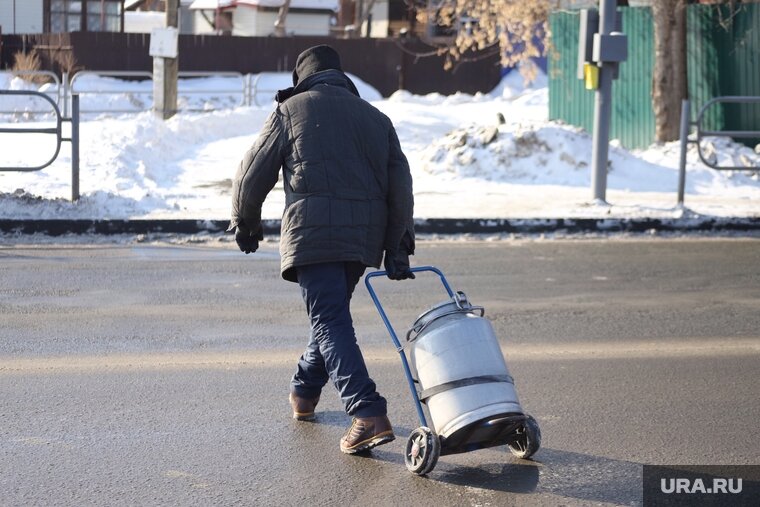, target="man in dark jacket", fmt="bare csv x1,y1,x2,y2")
229,45,415,454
